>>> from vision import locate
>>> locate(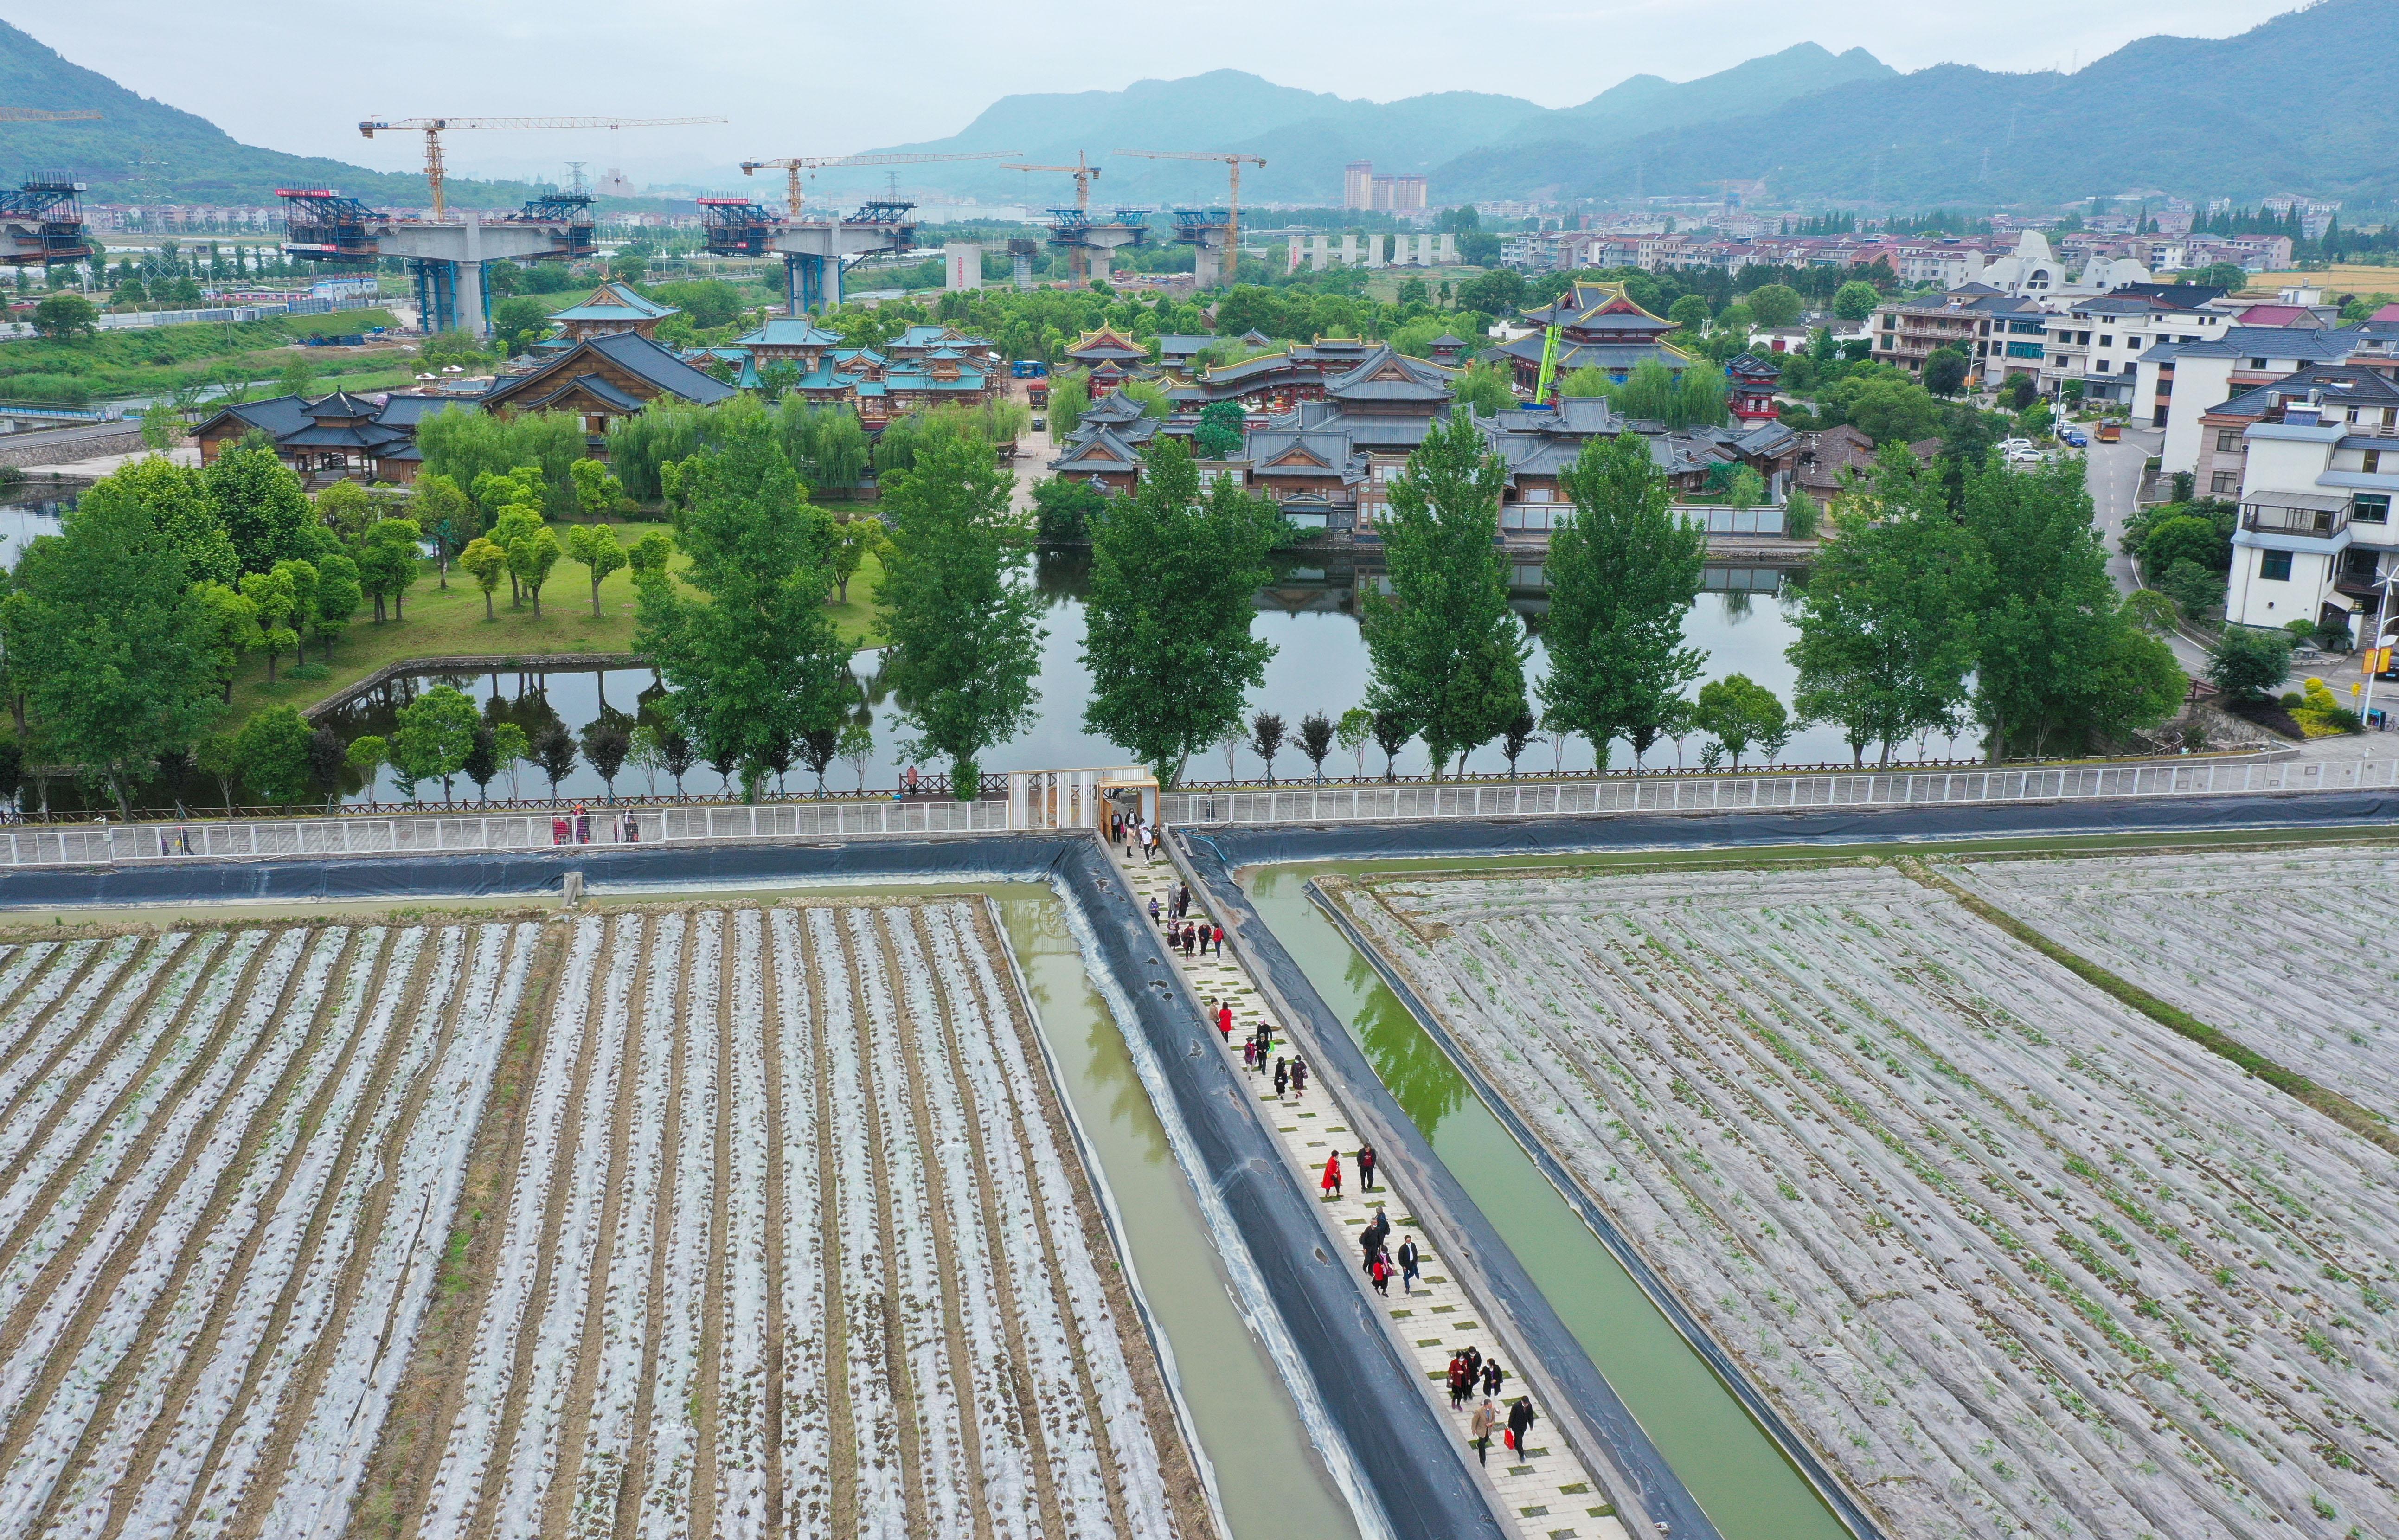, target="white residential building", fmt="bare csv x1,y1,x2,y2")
2226,390,2399,635
2131,327,2361,477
